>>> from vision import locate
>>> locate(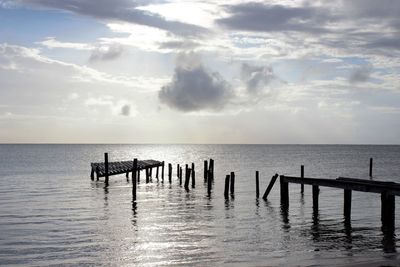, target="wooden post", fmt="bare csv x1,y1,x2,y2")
280,176,289,208
132,159,137,201
204,160,208,183
91,167,95,180
104,153,109,186
156,166,159,180
161,161,165,182
209,159,214,182
256,171,260,198
344,189,352,222
230,172,235,195
207,170,212,195
96,166,100,181
179,167,183,186
191,163,195,188
381,192,395,229
177,164,180,178
224,174,230,199
168,163,172,183
184,166,190,190
149,167,153,181
146,167,149,183
301,165,304,194
369,158,373,177
126,171,129,180
263,174,279,200
312,185,319,211
137,169,140,183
